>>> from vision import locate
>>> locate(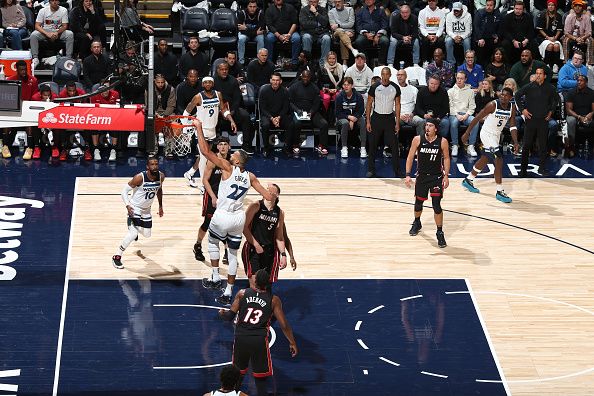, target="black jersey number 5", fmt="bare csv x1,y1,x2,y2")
227,184,249,200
